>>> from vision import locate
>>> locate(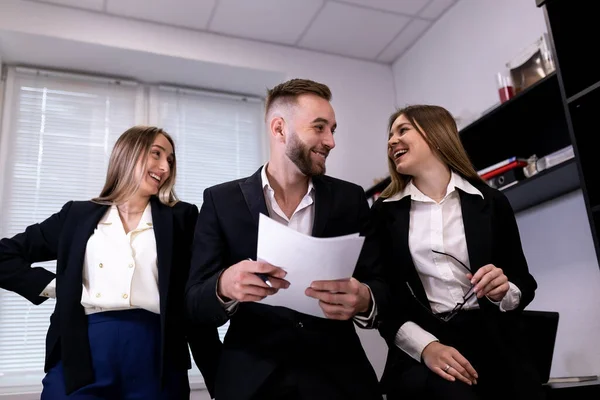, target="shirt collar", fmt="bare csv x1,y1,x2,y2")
99,203,154,231
383,171,483,203
260,163,315,198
